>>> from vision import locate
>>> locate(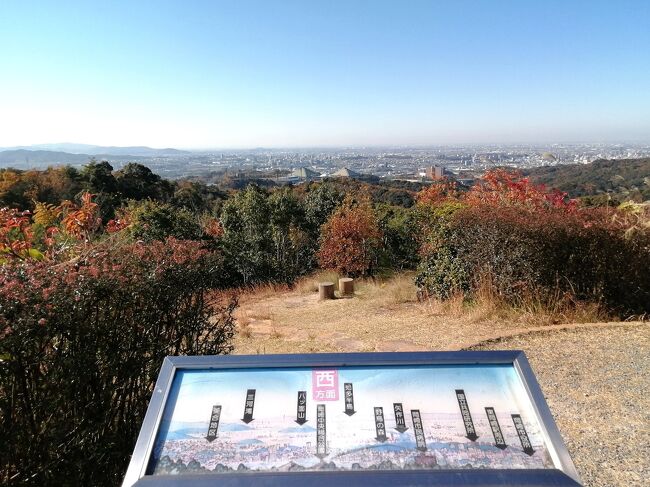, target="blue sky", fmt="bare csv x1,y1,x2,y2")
162,365,534,422
1,0,649,148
